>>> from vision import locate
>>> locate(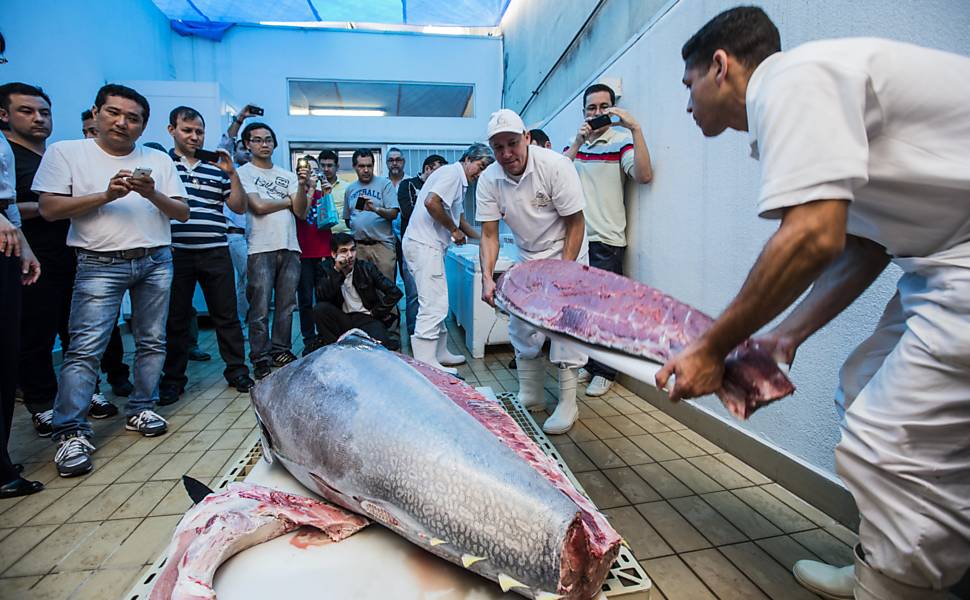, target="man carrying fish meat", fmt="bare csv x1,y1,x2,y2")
478,108,589,435
656,6,970,600
402,143,492,374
